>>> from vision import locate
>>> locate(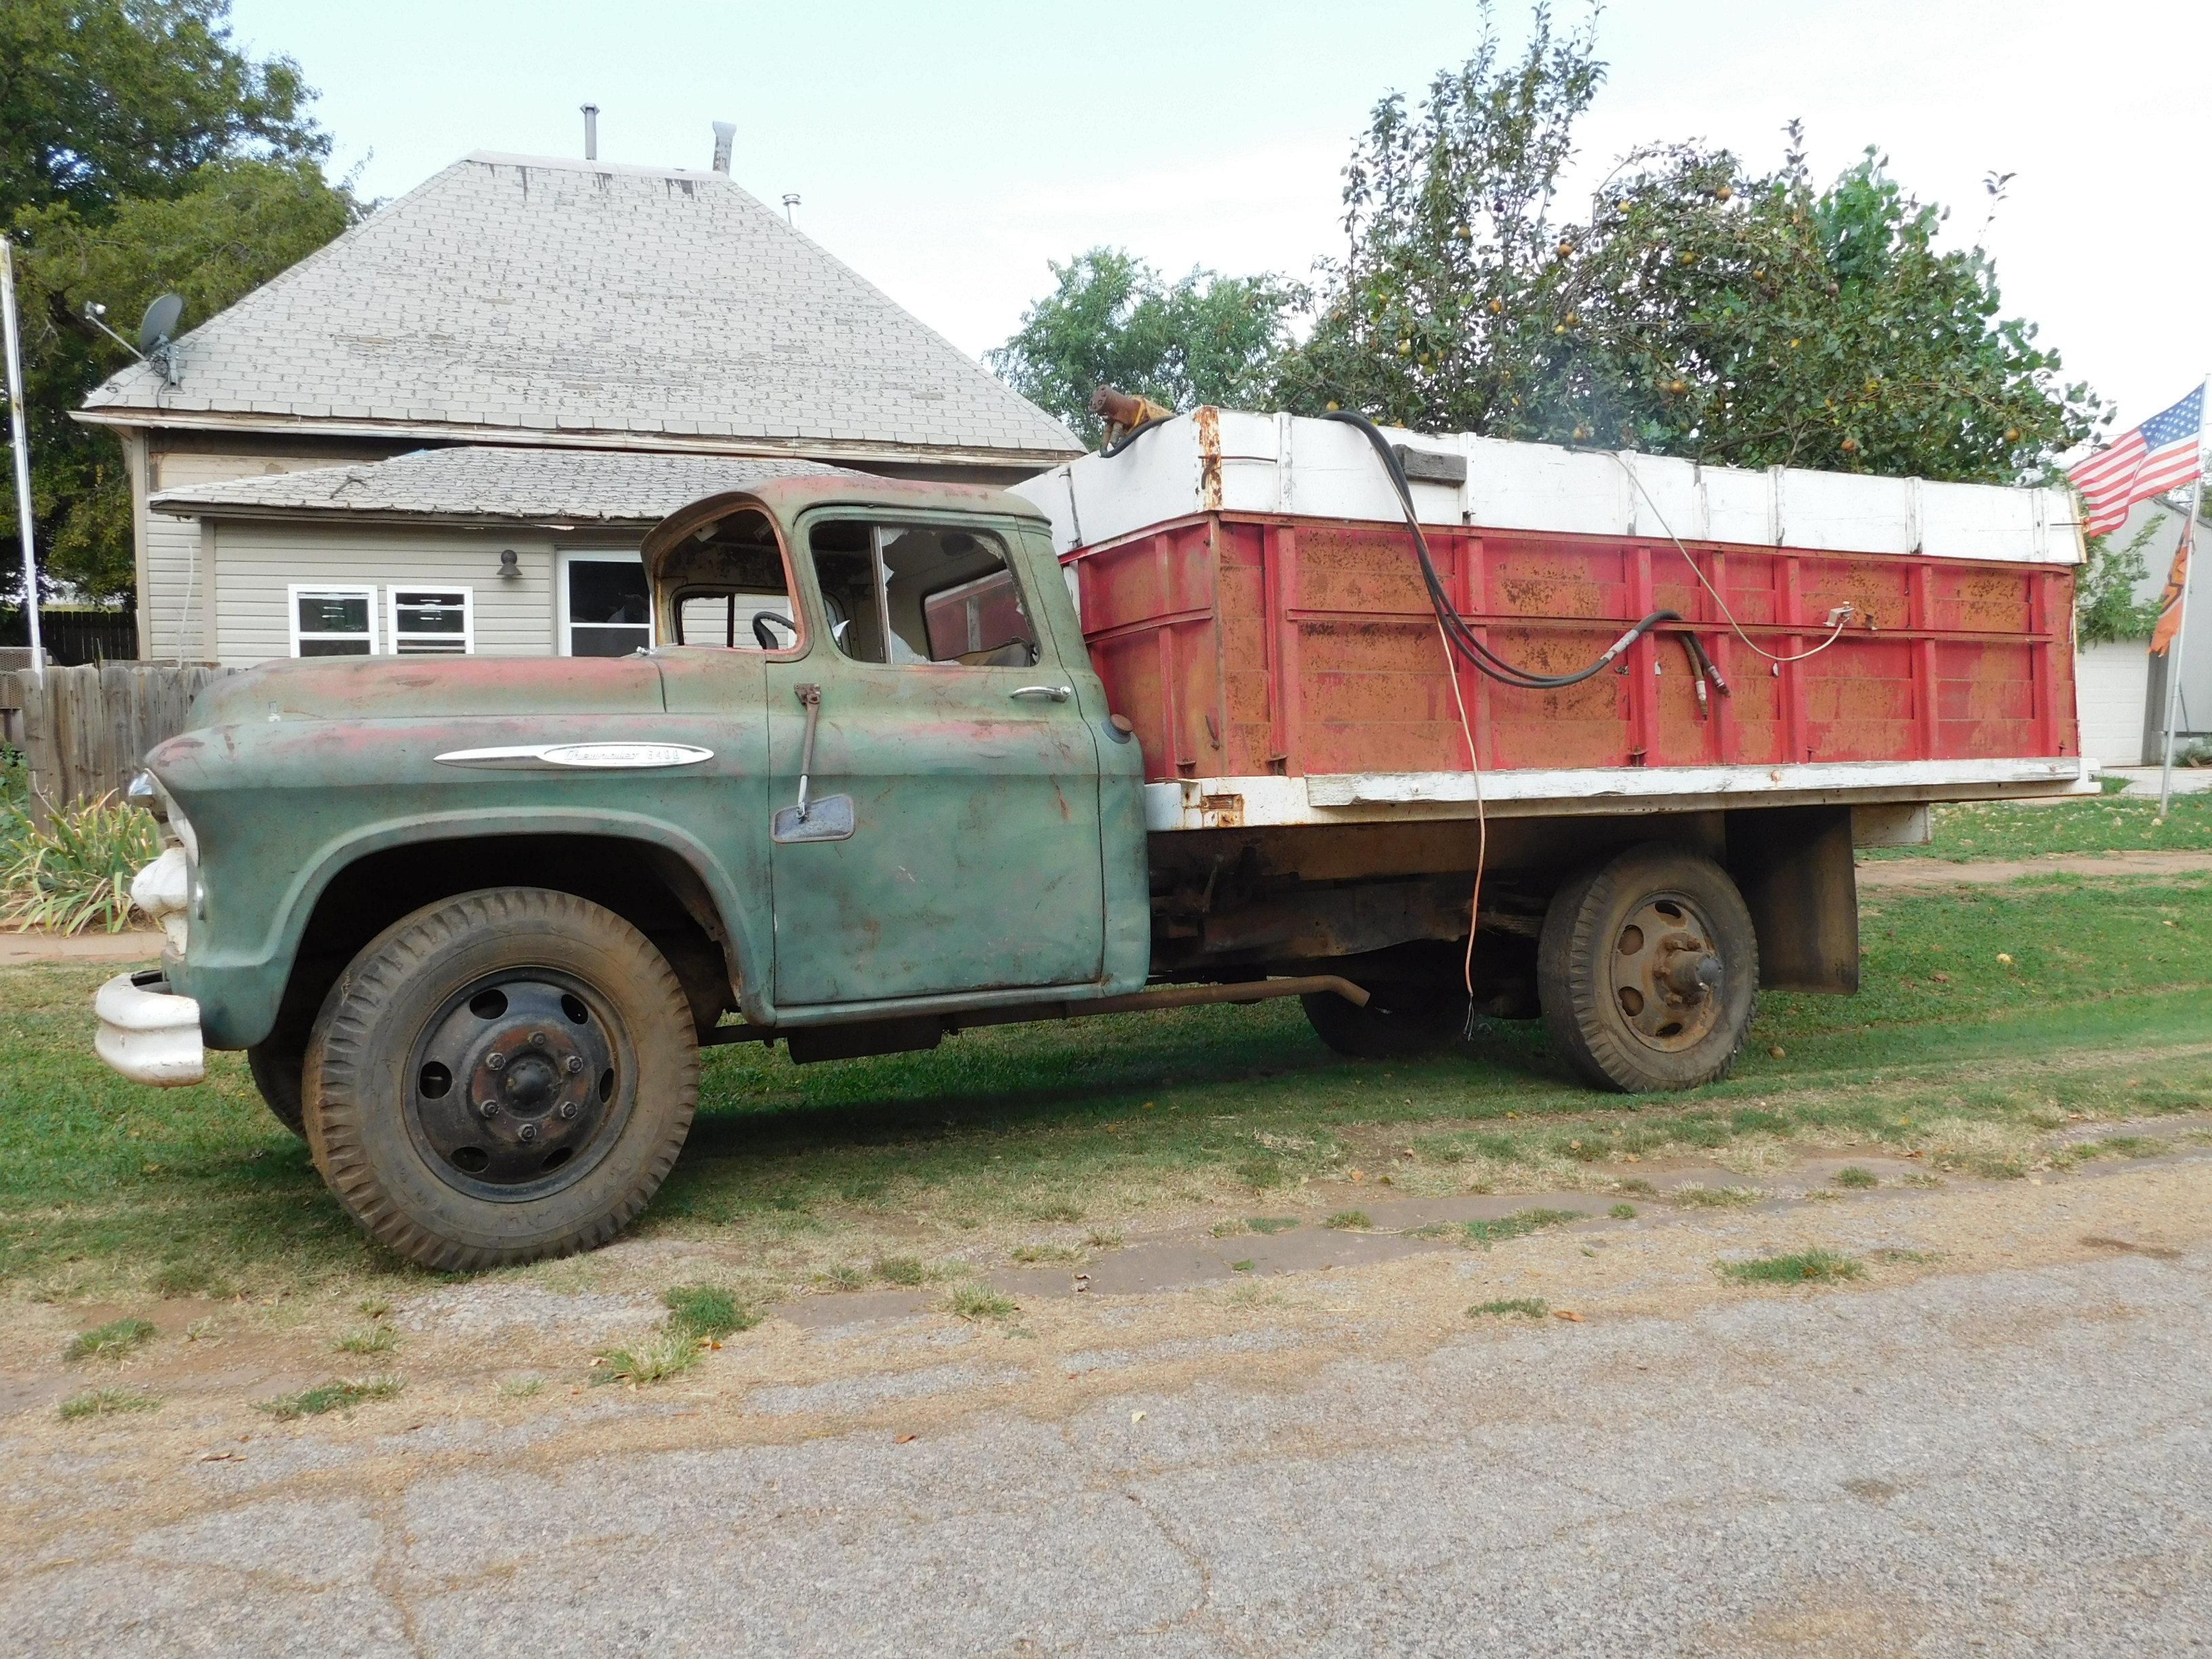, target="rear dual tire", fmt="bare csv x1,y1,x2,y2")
302,887,699,1271
1538,844,1757,1092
